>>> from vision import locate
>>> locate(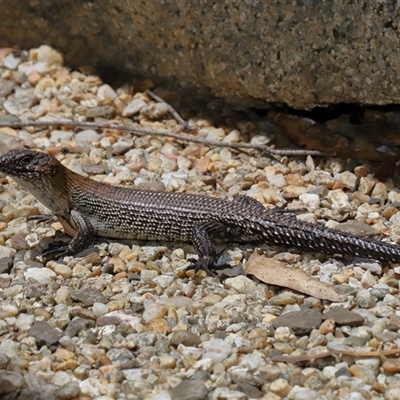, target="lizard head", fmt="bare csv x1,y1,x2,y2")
0,150,59,179
0,149,69,215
